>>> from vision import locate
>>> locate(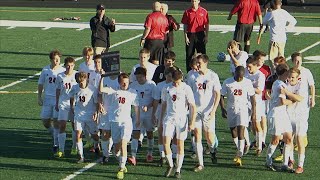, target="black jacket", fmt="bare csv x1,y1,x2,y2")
164,14,180,49
90,14,116,48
